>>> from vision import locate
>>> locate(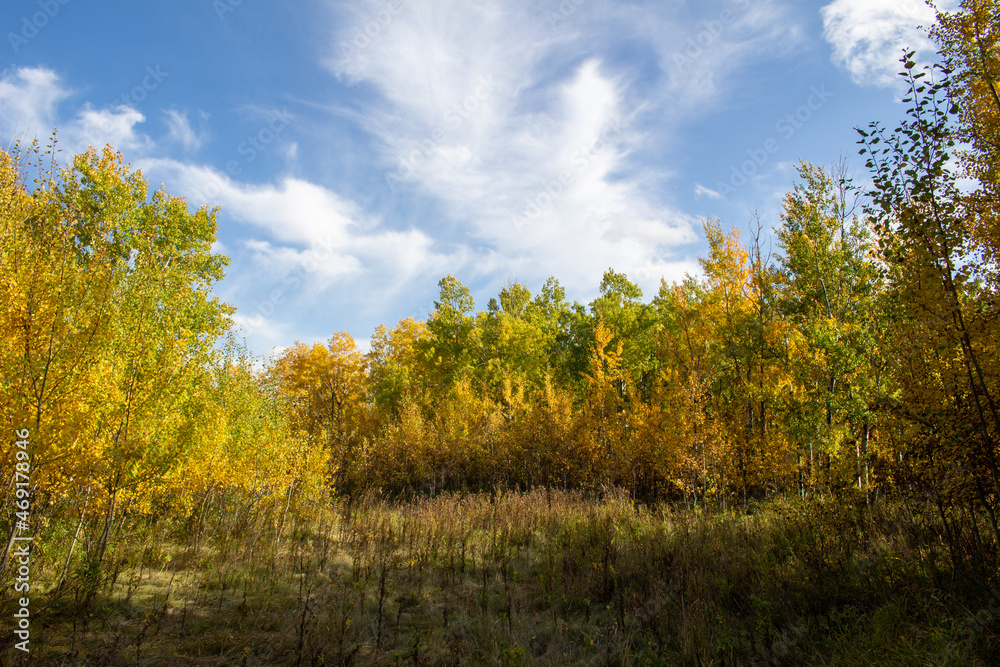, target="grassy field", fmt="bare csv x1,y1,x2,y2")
4,488,998,665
